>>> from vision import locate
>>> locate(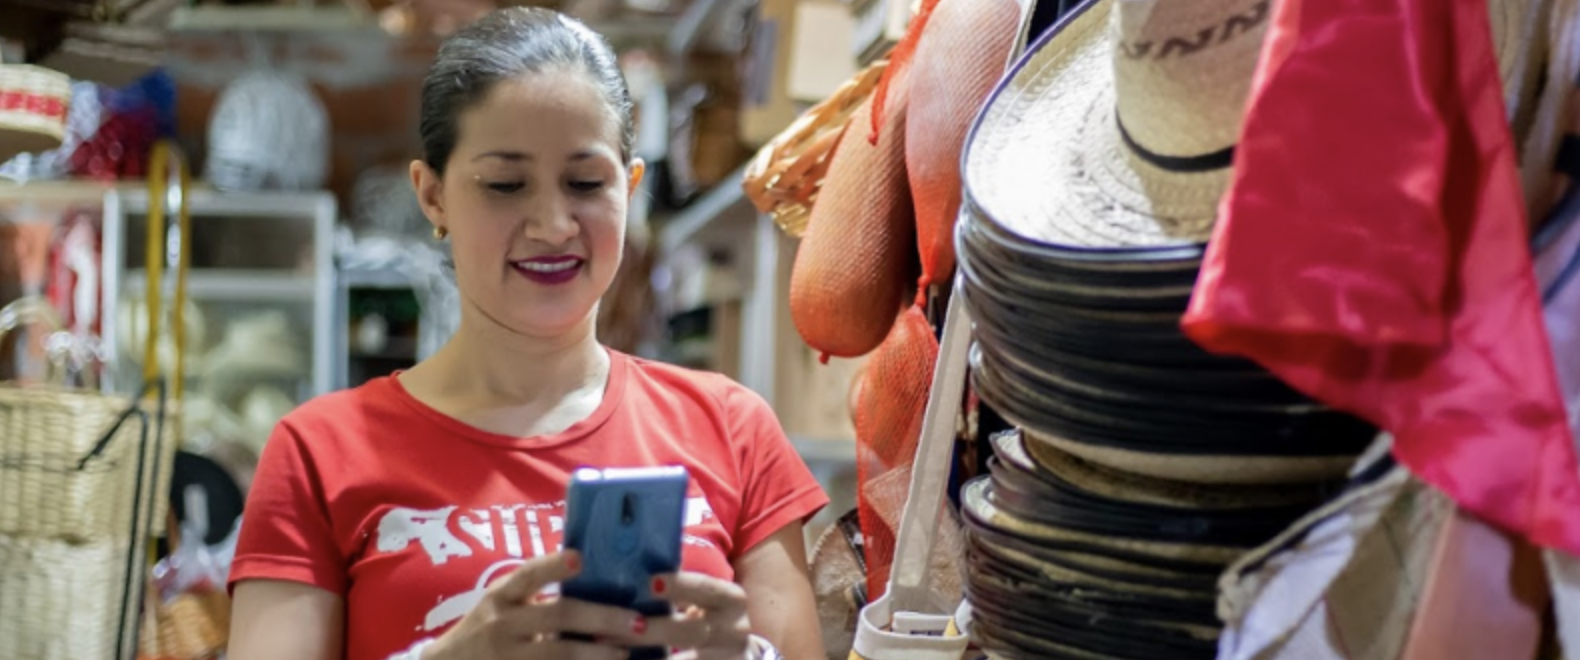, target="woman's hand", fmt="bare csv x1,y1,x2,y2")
421,552,759,660
652,572,755,660
422,551,649,660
